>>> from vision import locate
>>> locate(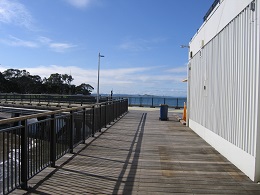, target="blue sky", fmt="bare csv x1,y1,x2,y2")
0,0,213,97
